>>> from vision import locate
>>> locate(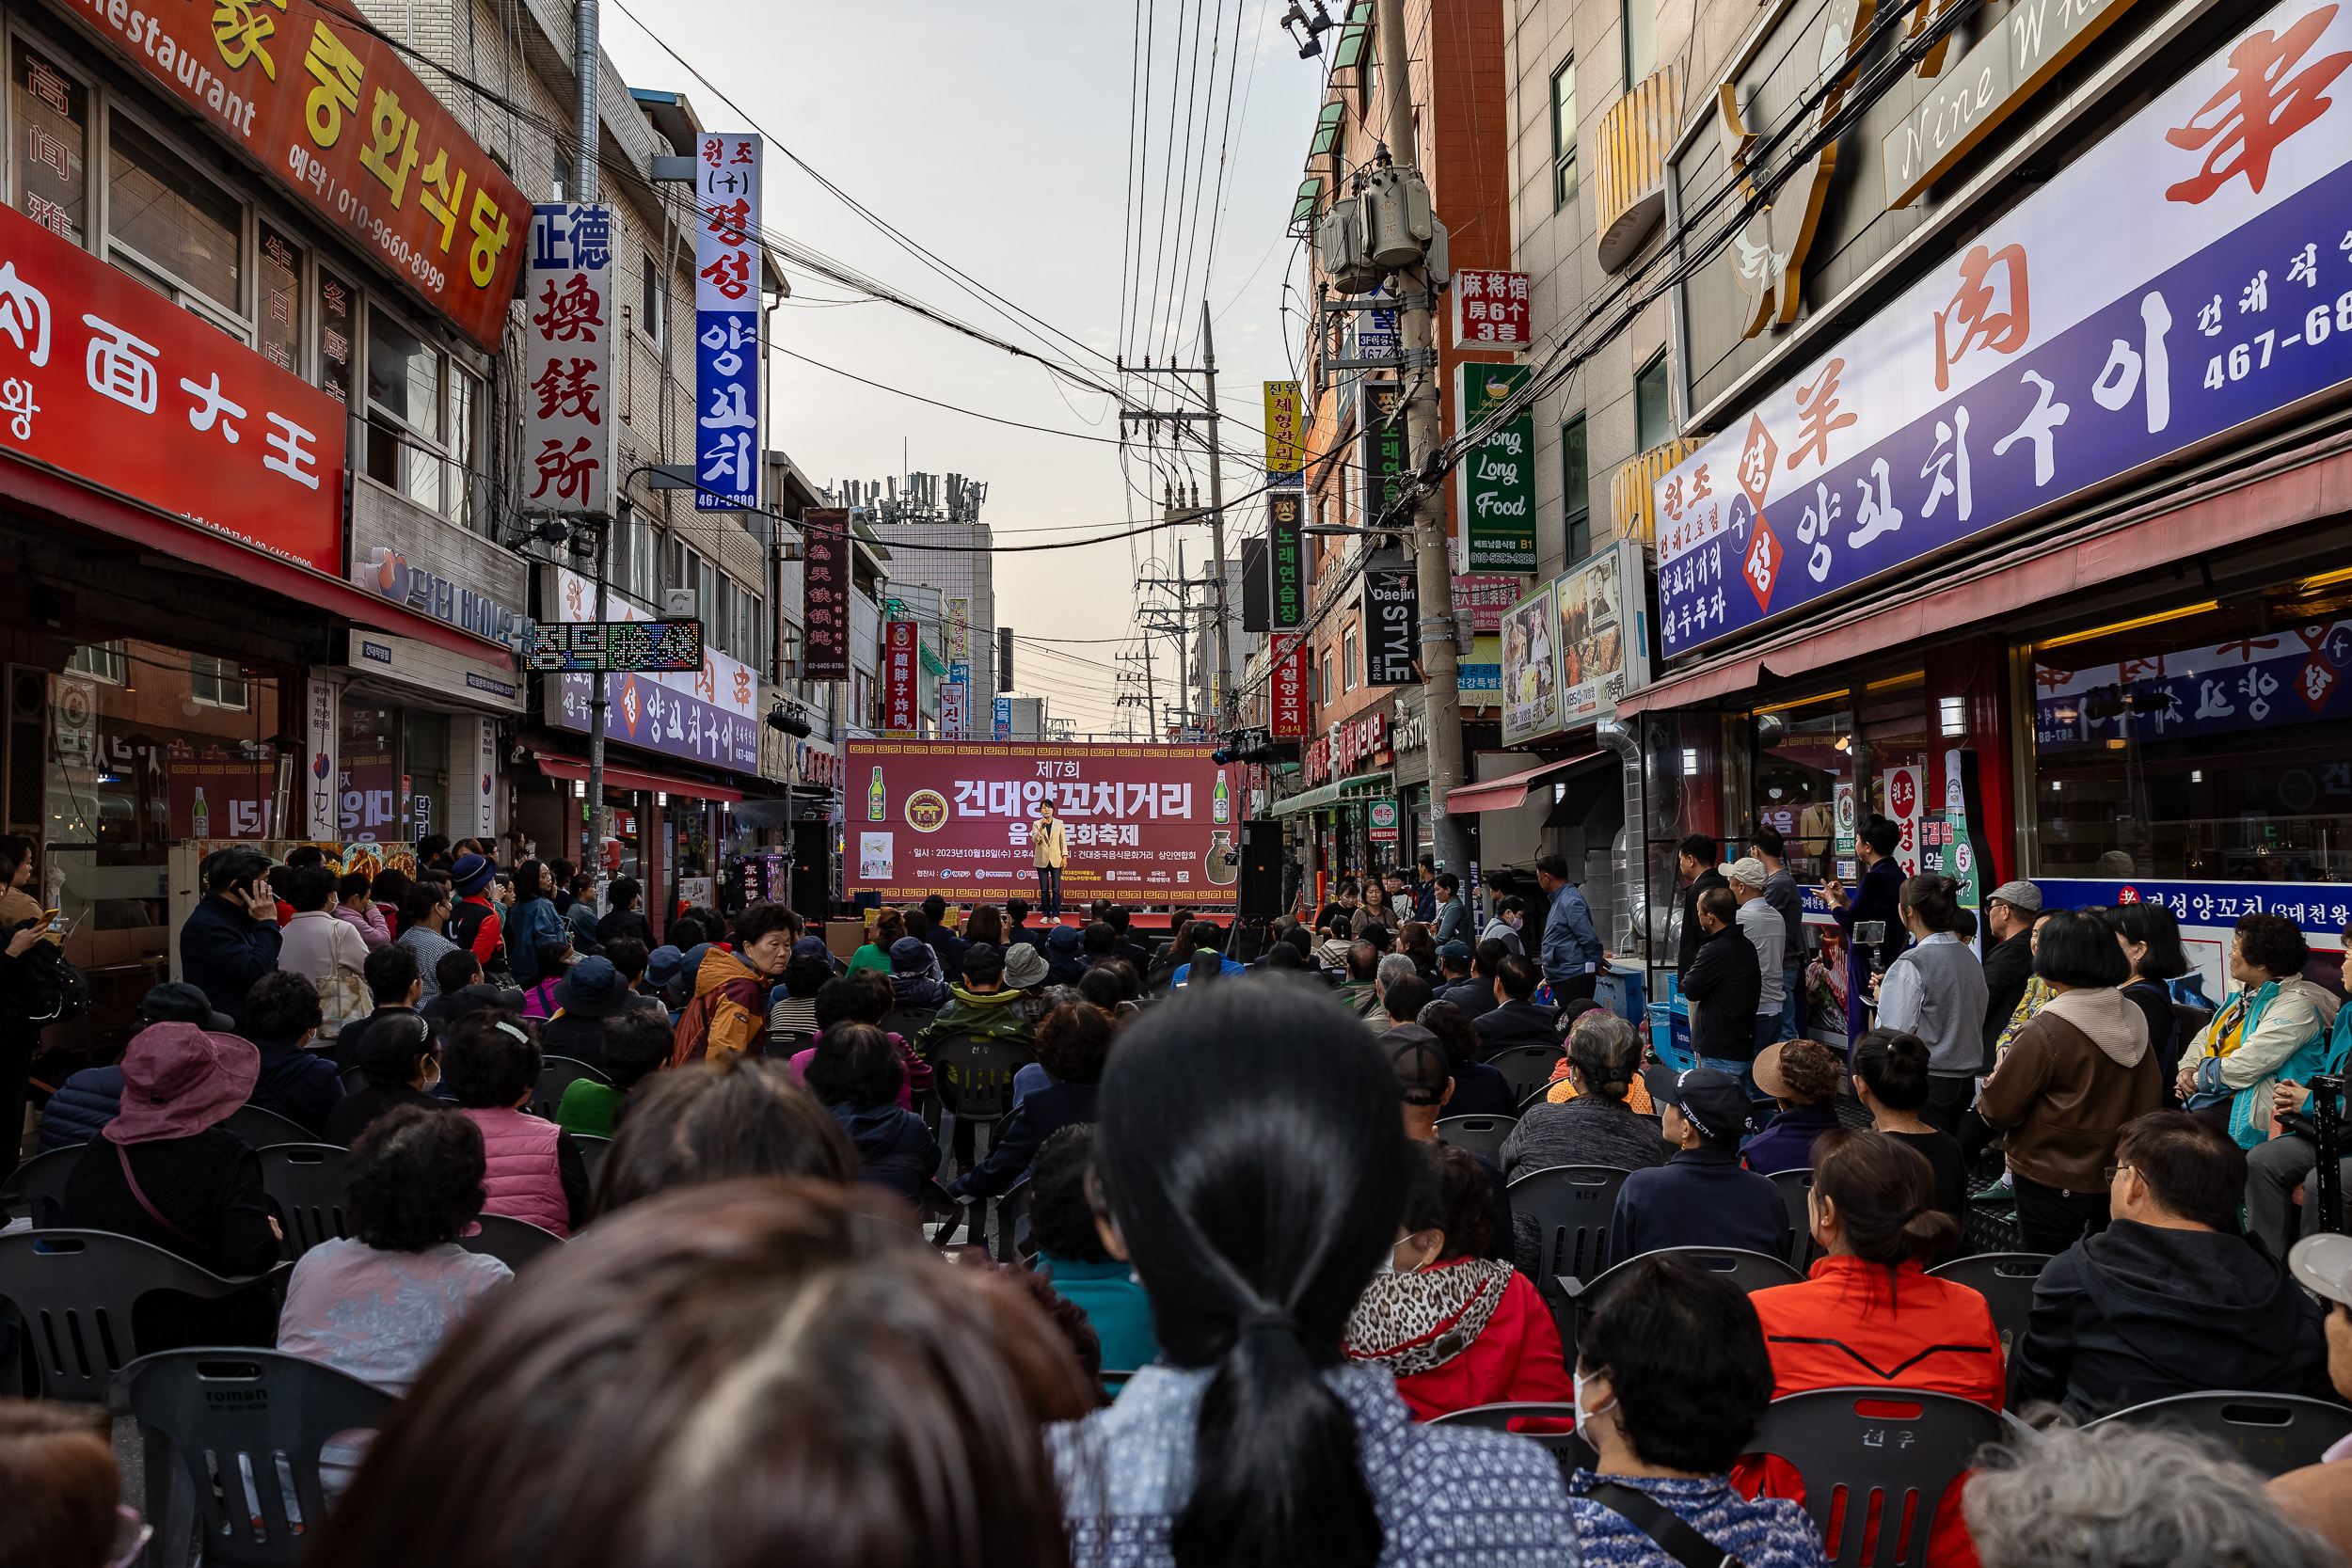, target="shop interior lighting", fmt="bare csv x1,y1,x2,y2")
2191,770,2203,783
1937,696,1966,737
2039,601,2218,651
1681,748,1700,776
2295,565,2352,592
